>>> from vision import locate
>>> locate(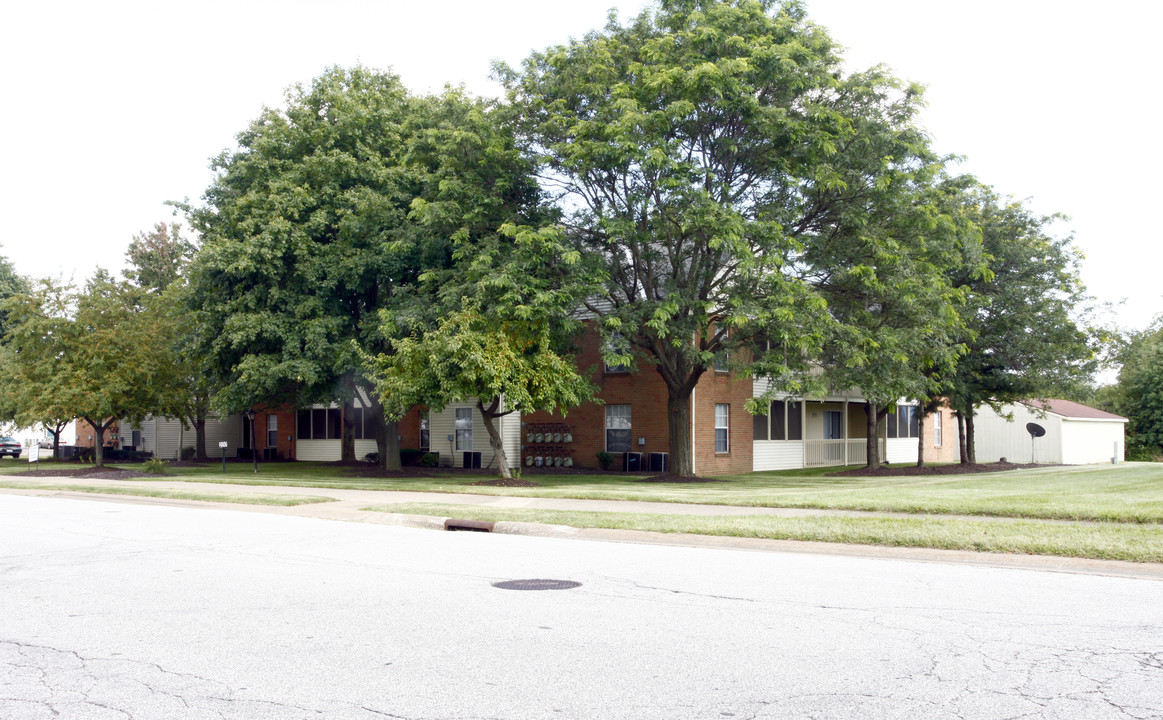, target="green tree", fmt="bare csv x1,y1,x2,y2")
2,274,175,467
944,187,1095,463
124,221,195,293
1102,322,1163,457
501,0,943,474
186,66,430,470
373,223,598,477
